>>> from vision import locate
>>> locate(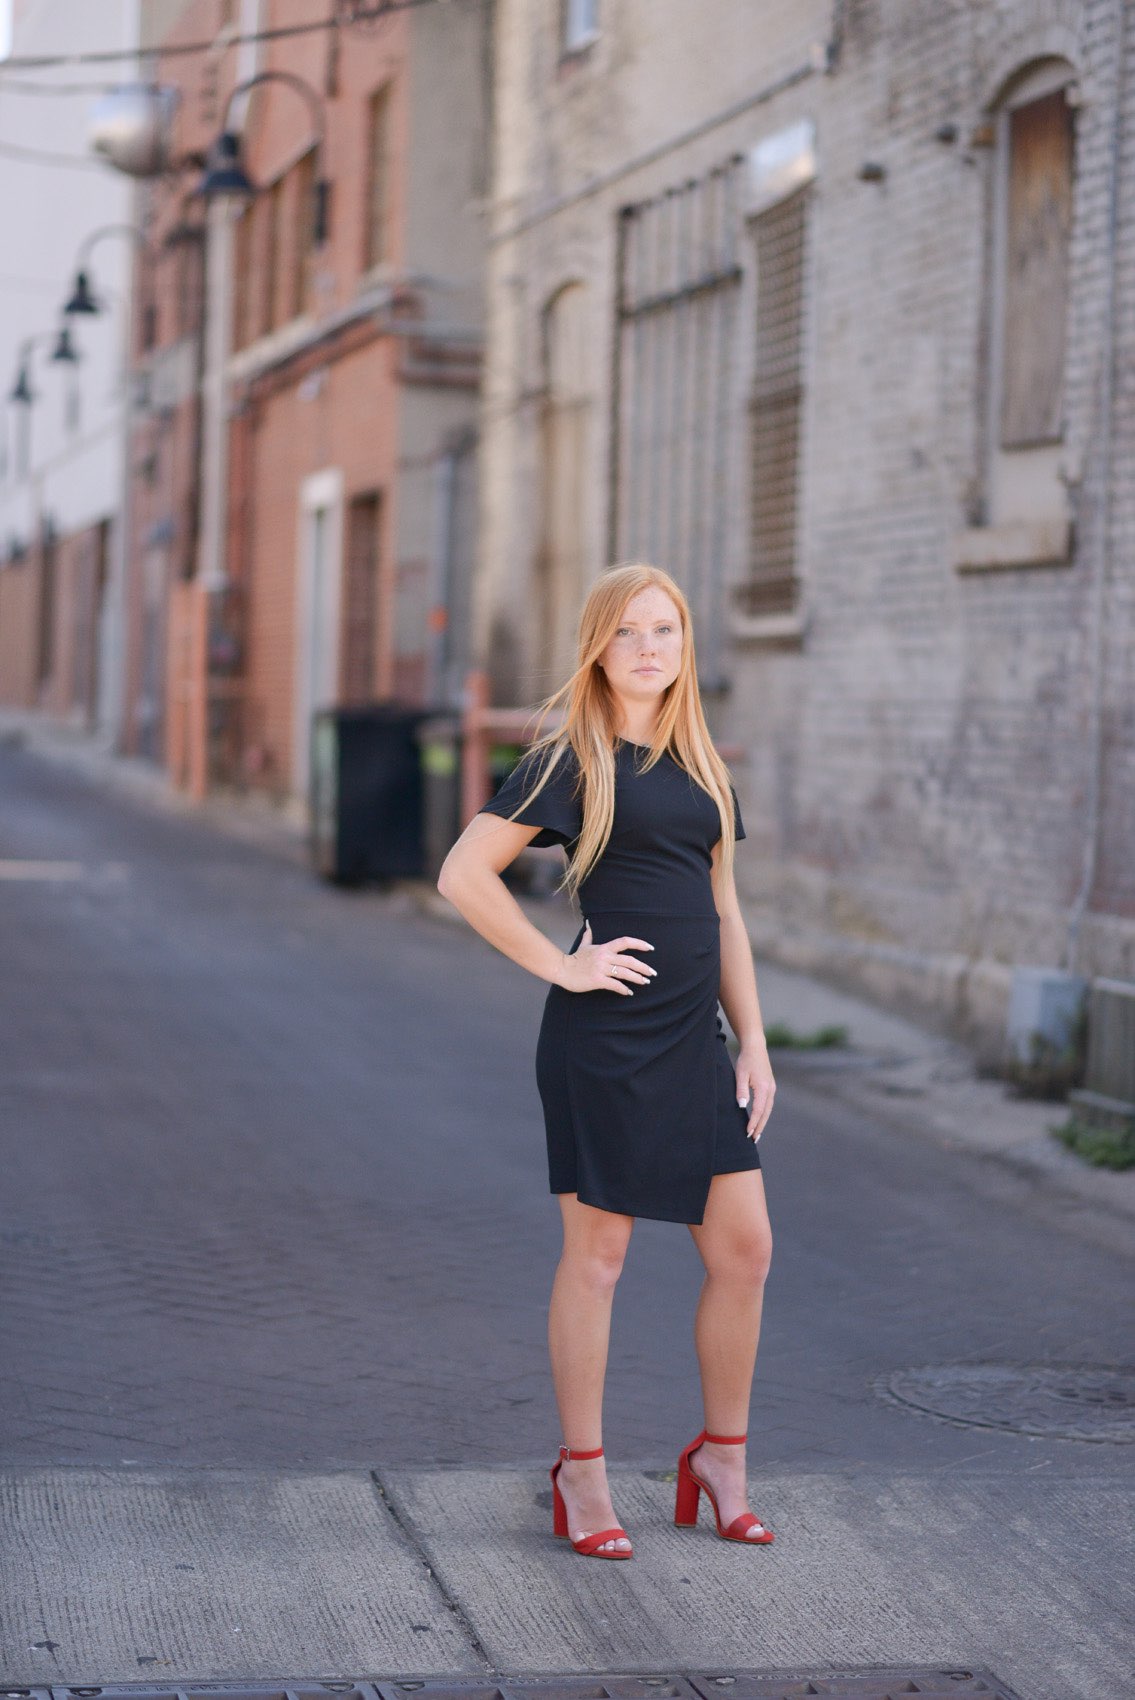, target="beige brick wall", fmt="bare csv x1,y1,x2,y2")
477,0,1135,1048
